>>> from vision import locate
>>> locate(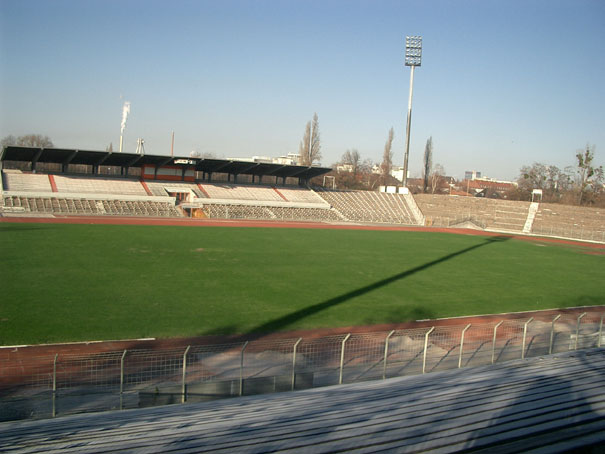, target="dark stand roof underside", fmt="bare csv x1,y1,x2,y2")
1,146,332,181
